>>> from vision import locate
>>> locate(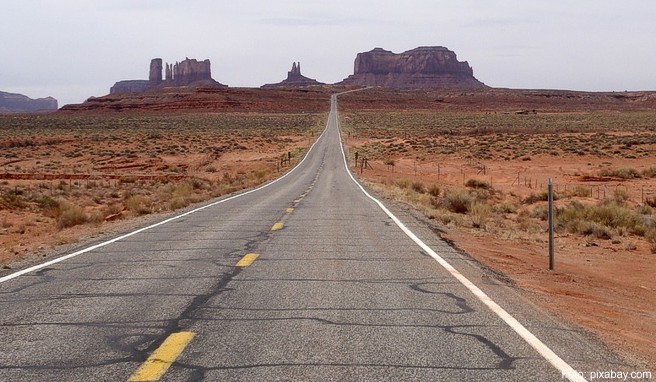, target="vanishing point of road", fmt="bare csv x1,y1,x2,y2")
0,94,627,381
